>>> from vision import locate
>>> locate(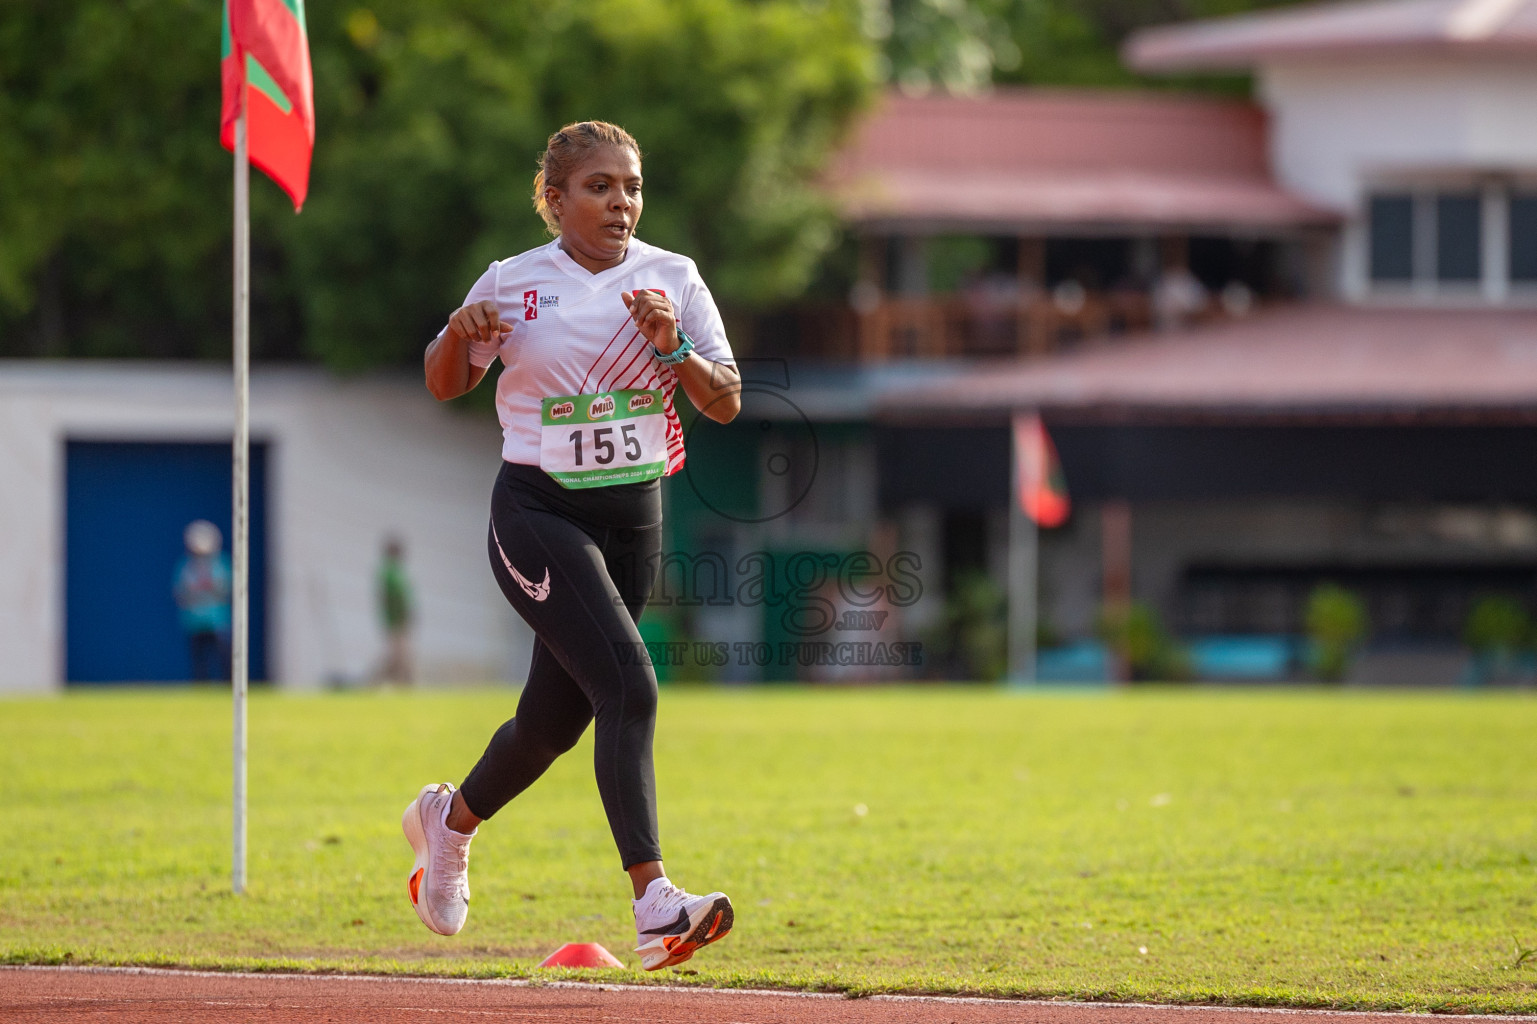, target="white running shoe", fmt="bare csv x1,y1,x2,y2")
632,877,734,971
401,782,474,936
